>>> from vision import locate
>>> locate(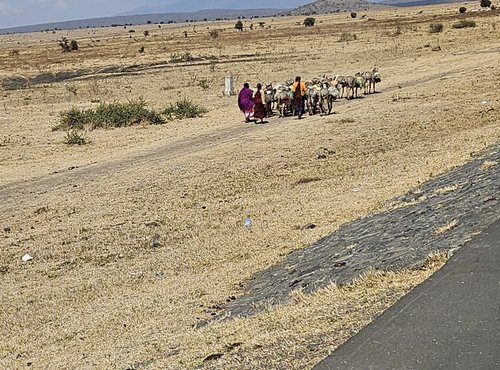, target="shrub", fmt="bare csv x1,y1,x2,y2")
459,6,467,13
66,84,78,96
351,12,357,18
303,17,316,27
58,37,79,52
59,107,88,129
209,29,220,38
57,98,207,131
170,52,194,63
197,78,210,90
480,0,491,7
89,100,165,127
64,129,88,145
429,22,444,33
452,19,476,28
339,31,357,42
57,99,165,130
162,98,208,120
235,20,243,31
